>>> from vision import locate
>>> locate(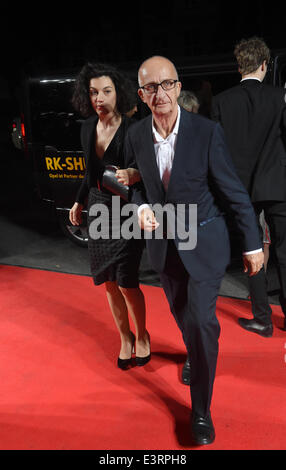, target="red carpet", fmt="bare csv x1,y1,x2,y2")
0,264,285,450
